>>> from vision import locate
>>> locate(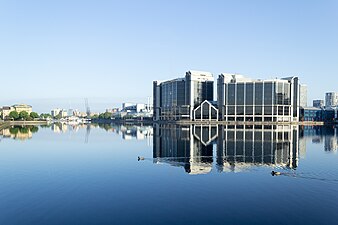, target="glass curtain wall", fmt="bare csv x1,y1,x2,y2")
221,80,294,122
